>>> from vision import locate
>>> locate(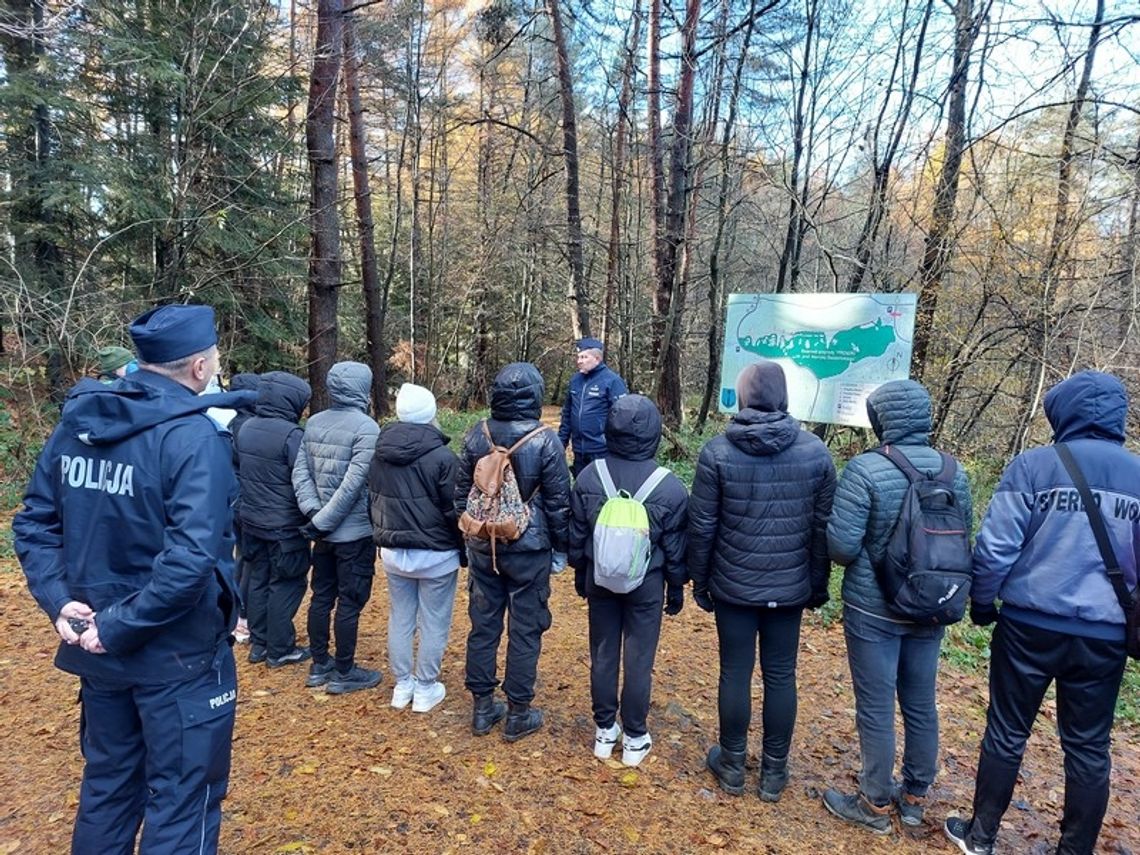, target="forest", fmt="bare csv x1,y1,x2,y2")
2,3,1140,851
1,0,1137,448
